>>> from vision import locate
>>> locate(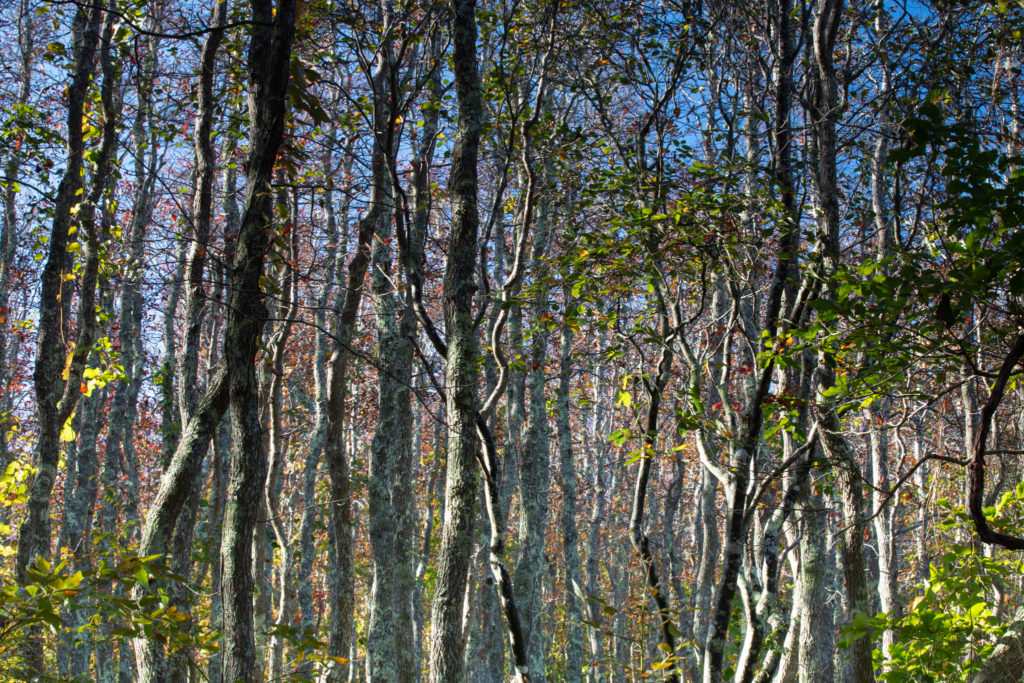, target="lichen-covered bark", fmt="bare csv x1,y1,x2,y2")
320,57,391,683
867,6,900,651
796,490,834,682
556,312,584,683
428,2,484,679
971,606,1024,683
818,407,874,683
263,181,300,682
514,185,552,683
584,367,609,682
218,1,296,680
296,118,348,682
178,0,228,425
56,381,103,680
366,193,418,682
701,2,799,678
807,0,873,680
366,20,419,672
132,6,222,680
